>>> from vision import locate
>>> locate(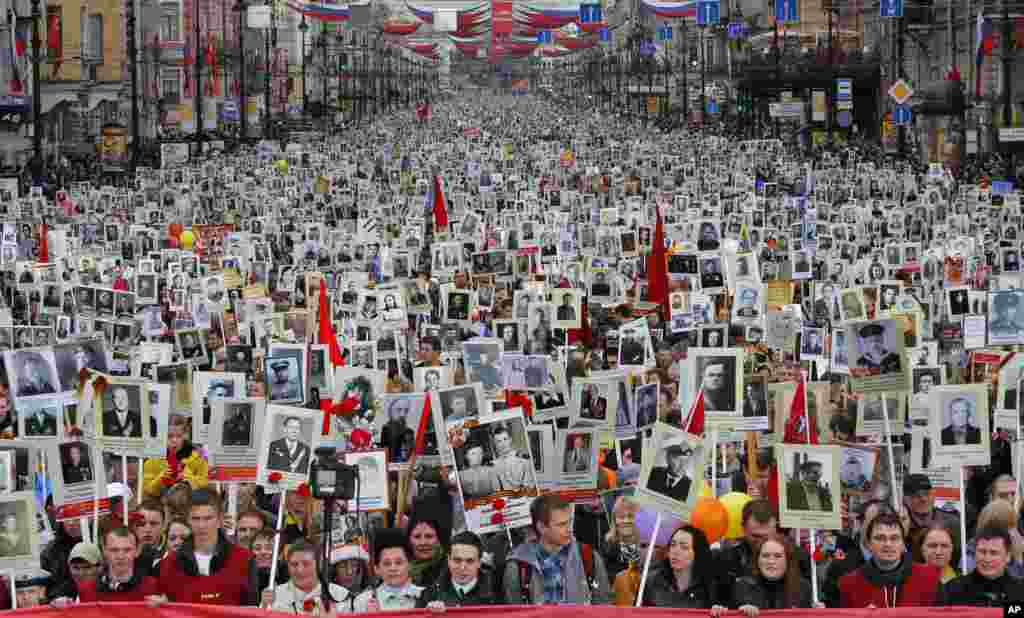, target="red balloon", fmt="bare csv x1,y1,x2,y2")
168,223,183,238
691,497,730,544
